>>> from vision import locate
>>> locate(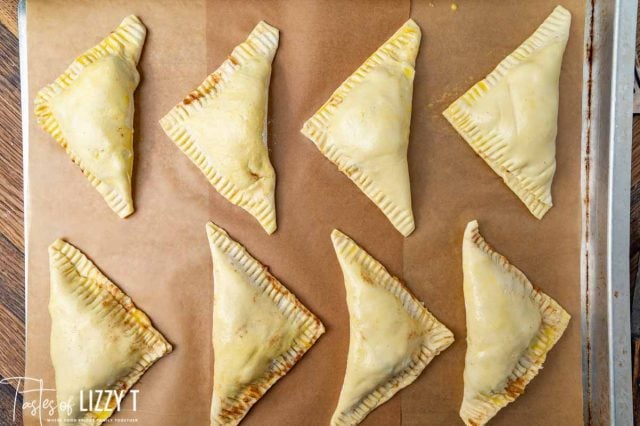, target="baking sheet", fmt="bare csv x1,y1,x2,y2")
23,0,584,424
